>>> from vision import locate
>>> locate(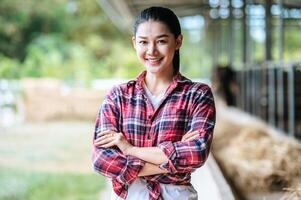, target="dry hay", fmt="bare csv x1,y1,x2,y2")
214,126,301,193
280,187,301,200
20,78,107,121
